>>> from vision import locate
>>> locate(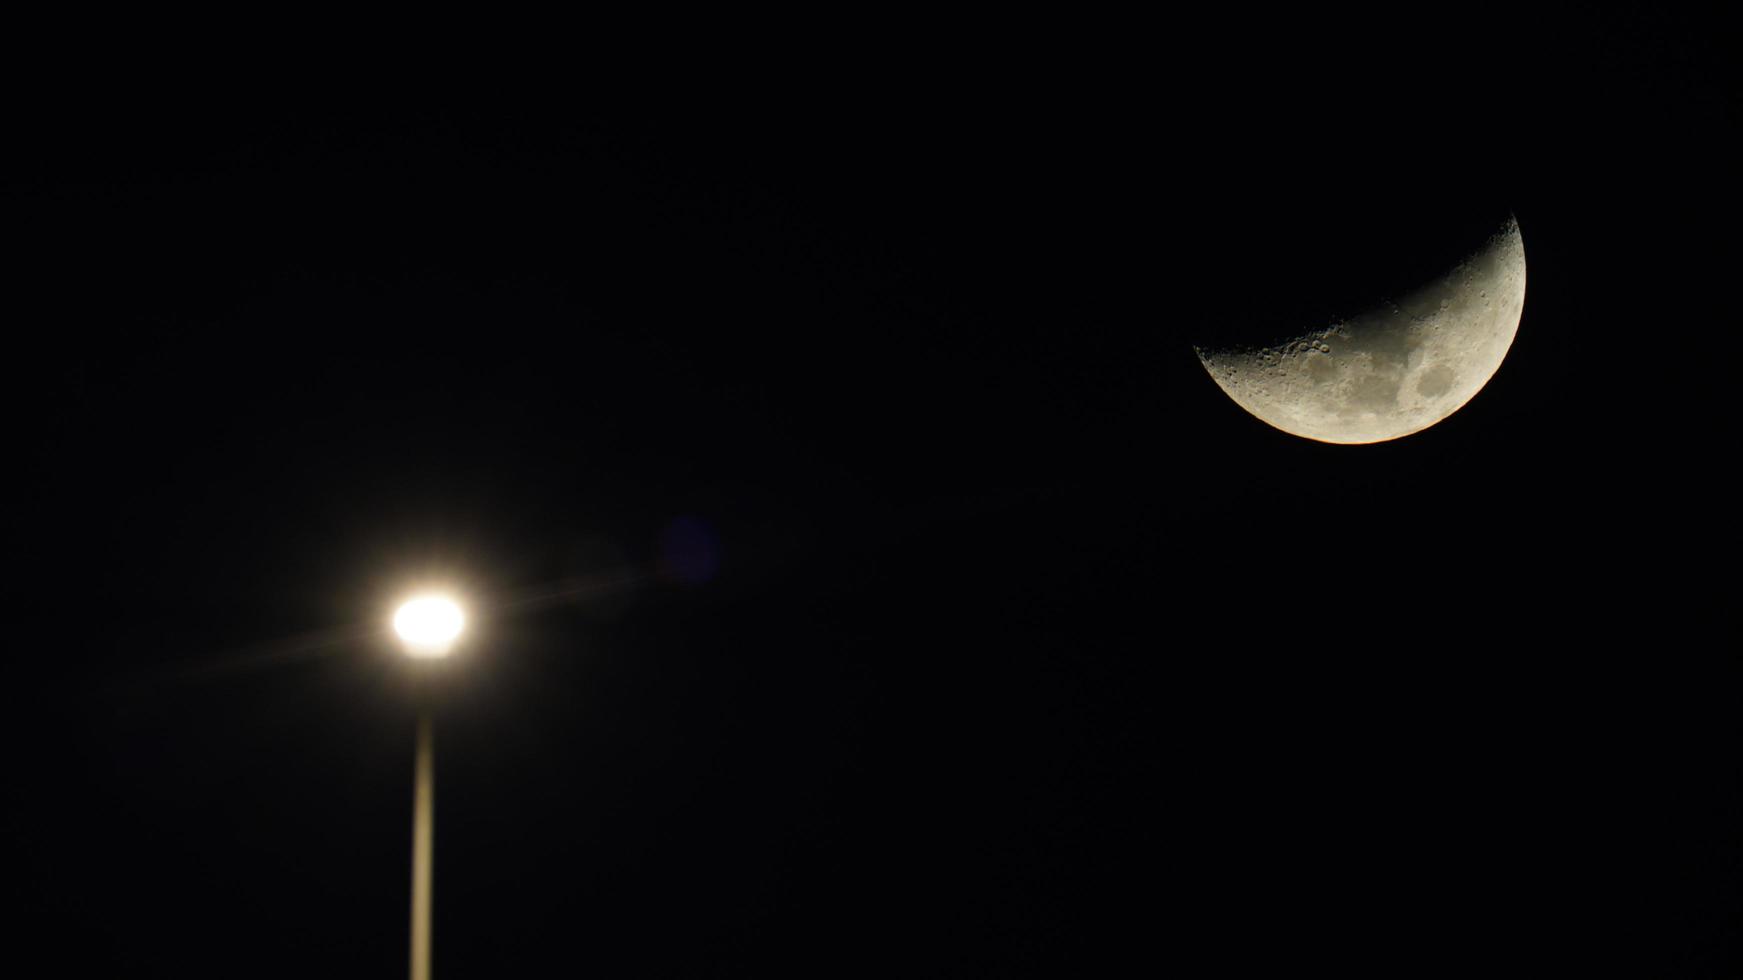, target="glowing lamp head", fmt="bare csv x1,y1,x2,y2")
394,595,465,658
